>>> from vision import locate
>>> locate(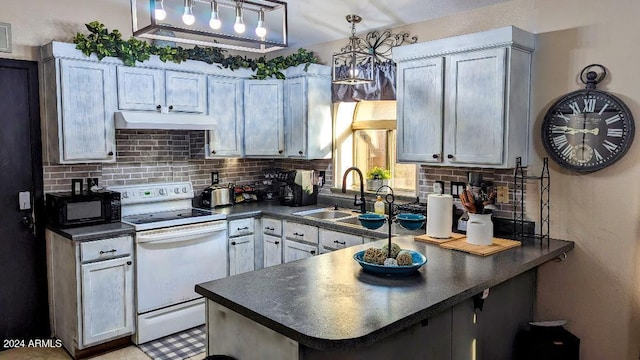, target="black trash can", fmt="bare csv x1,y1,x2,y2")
515,322,580,360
